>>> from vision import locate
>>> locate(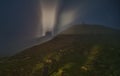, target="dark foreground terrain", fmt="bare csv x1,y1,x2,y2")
0,25,120,76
